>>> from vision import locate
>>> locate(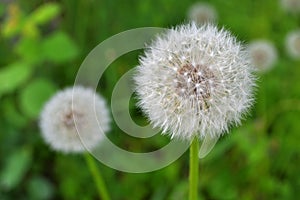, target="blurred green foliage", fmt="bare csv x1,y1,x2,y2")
0,0,299,199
